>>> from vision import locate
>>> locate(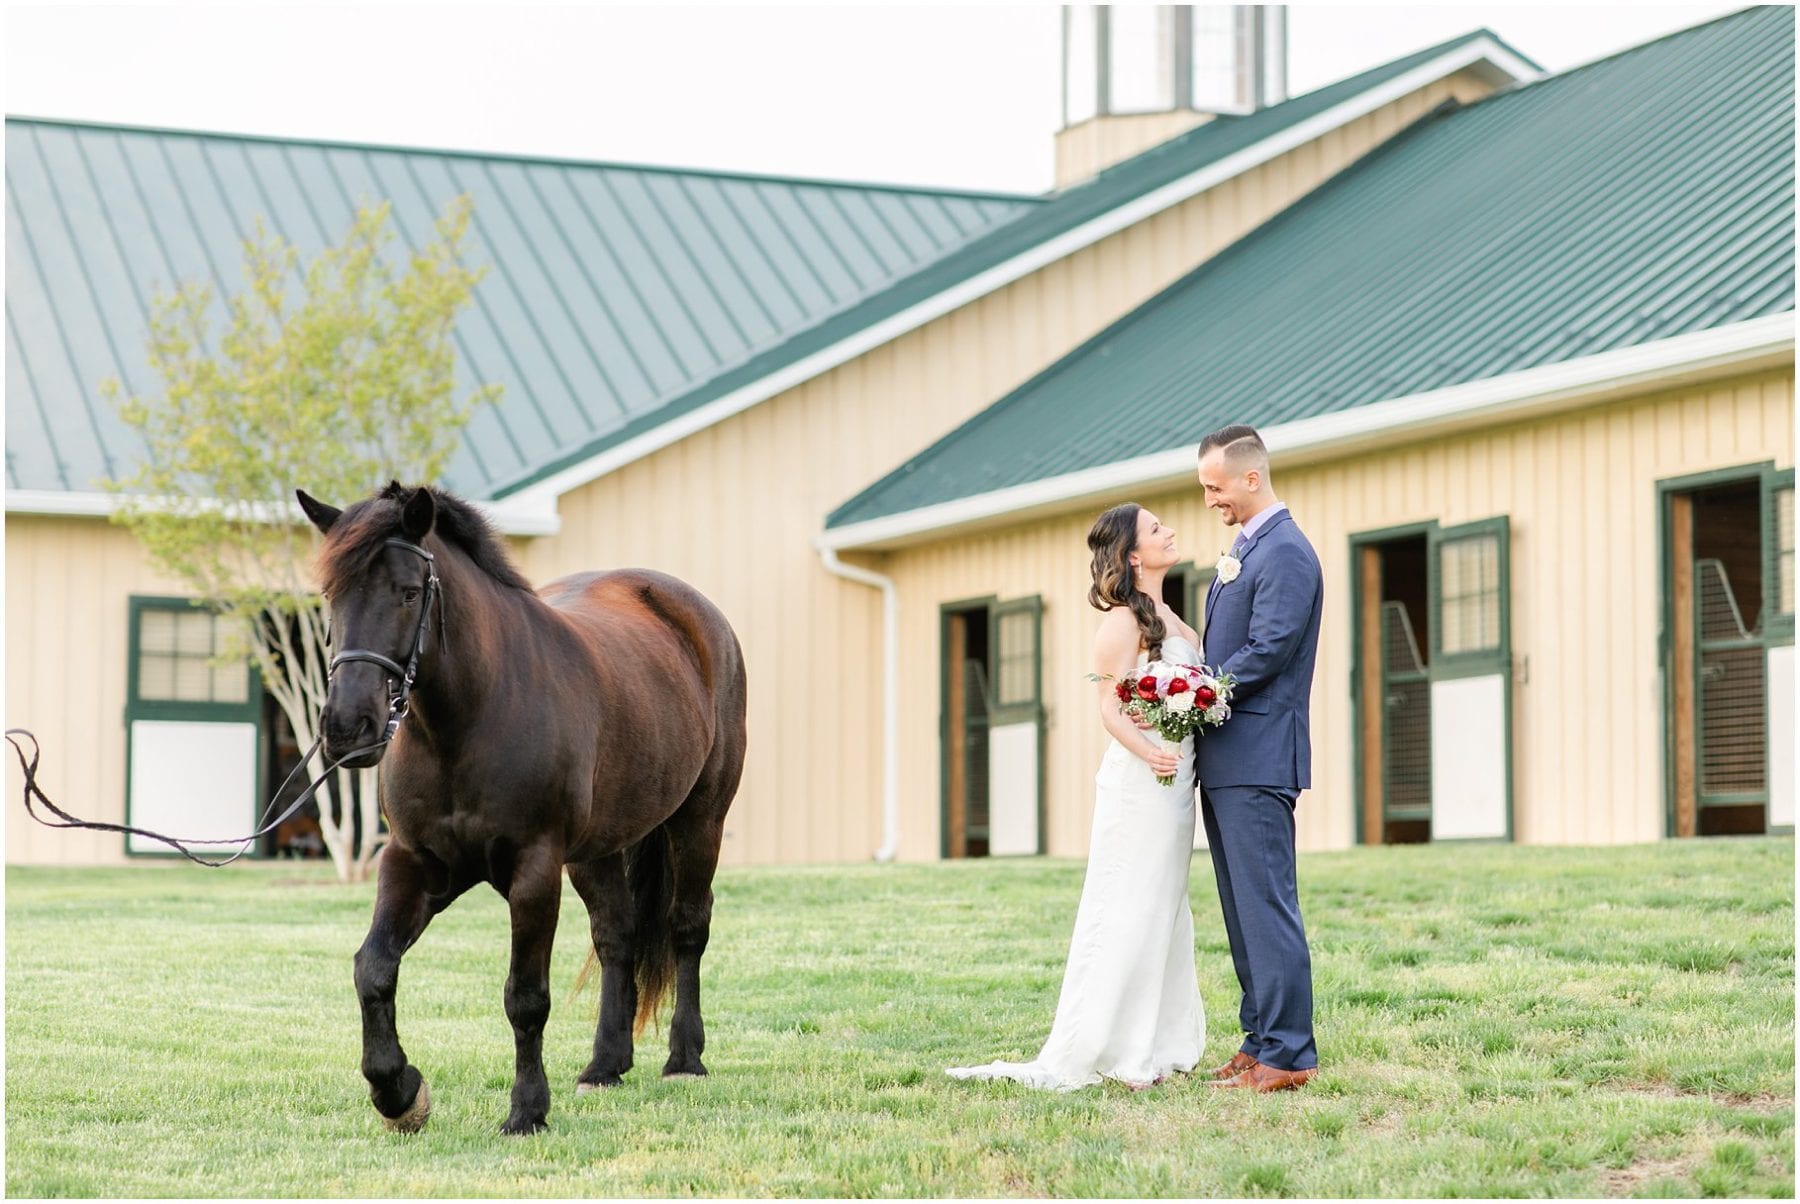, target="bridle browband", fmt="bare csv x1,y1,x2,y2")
328,536,444,744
